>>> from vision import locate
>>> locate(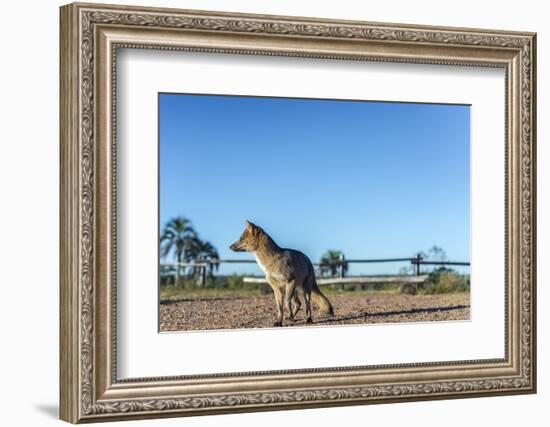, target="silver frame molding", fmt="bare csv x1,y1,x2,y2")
60,2,536,423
